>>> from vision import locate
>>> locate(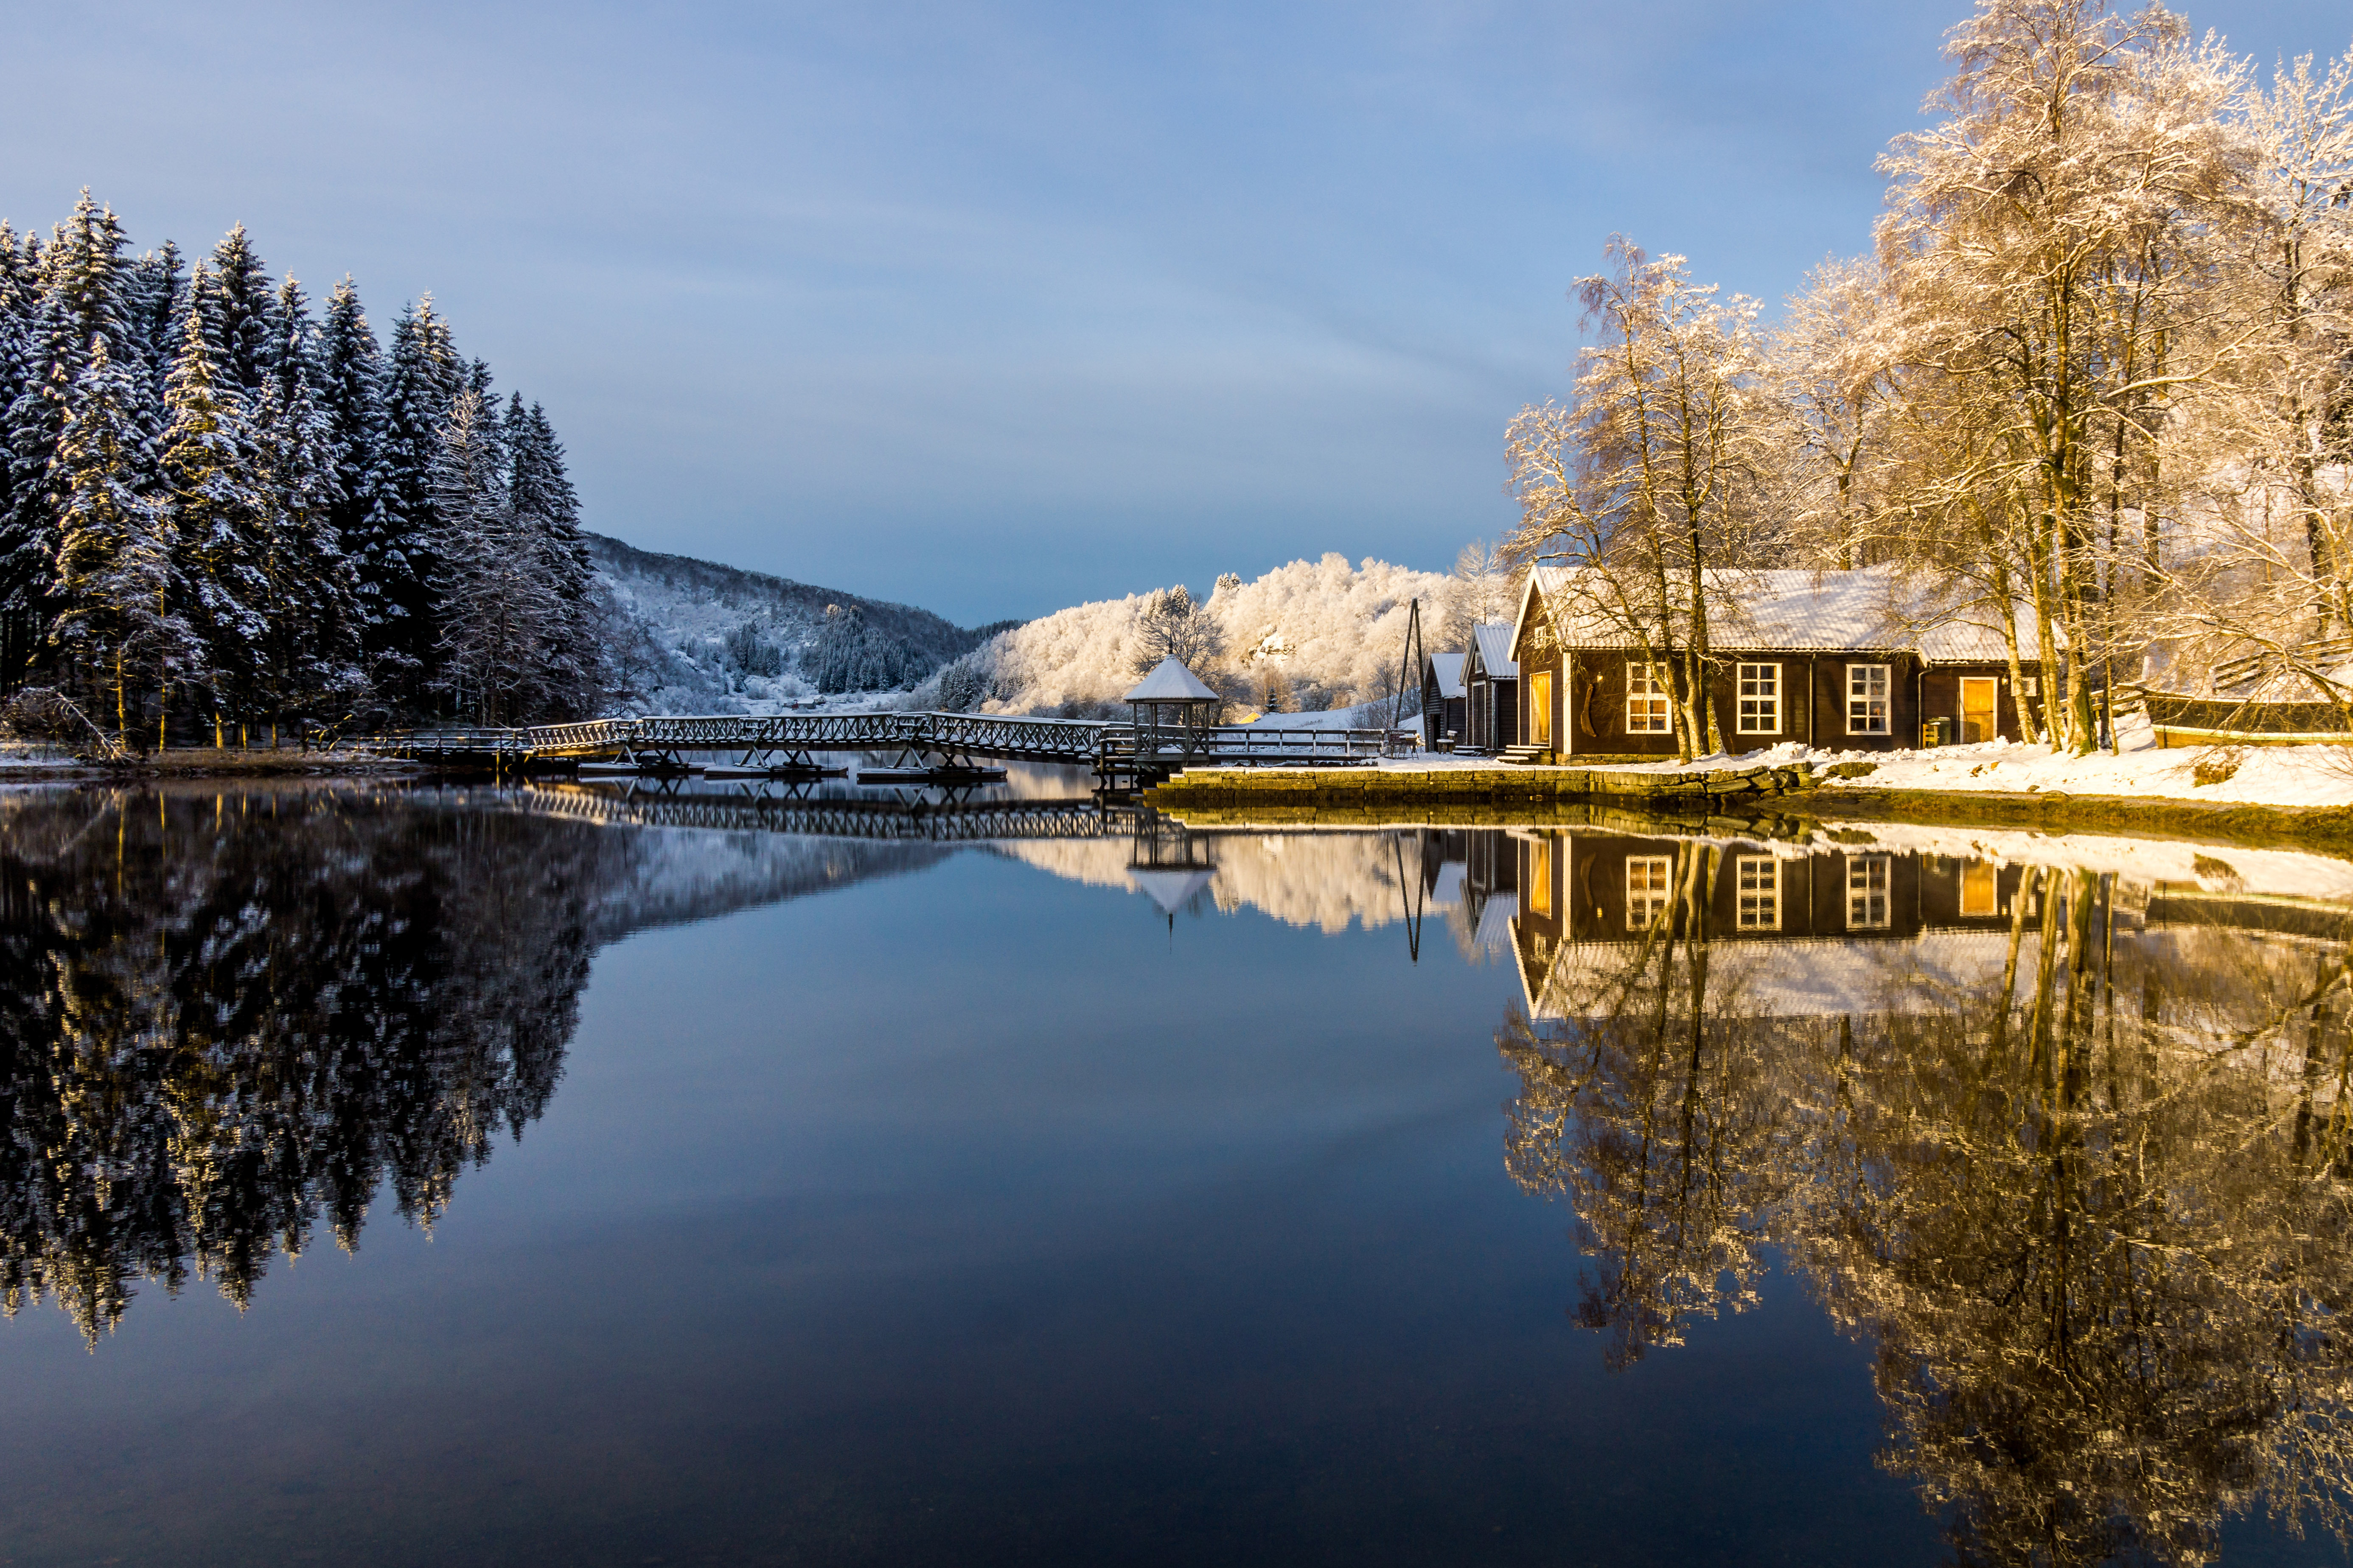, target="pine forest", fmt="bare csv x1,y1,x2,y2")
0,192,601,747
